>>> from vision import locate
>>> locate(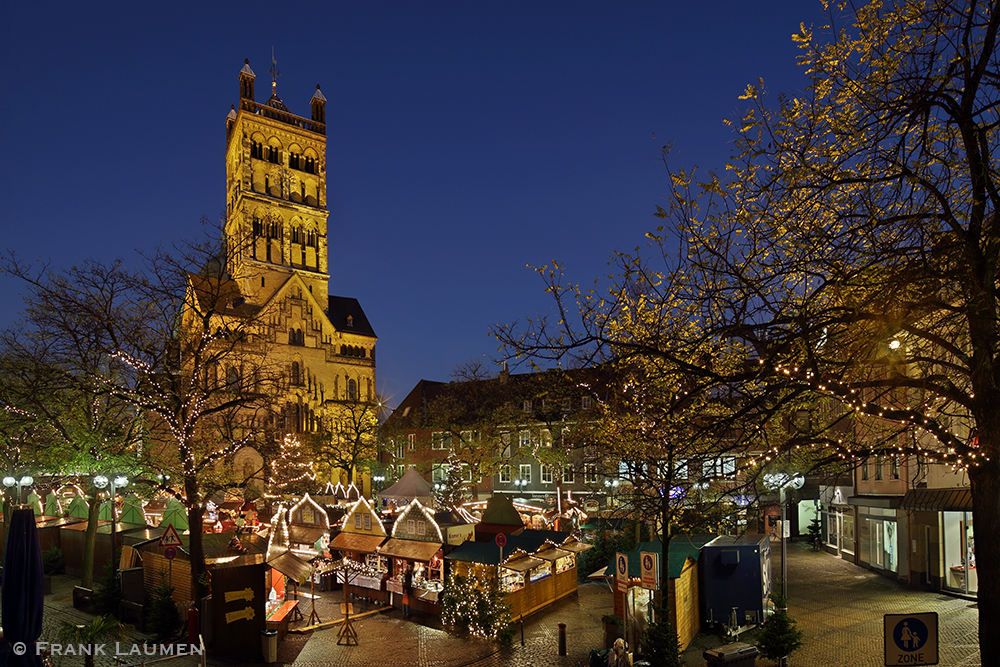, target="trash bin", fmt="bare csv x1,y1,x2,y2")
261,629,278,664
703,642,758,667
